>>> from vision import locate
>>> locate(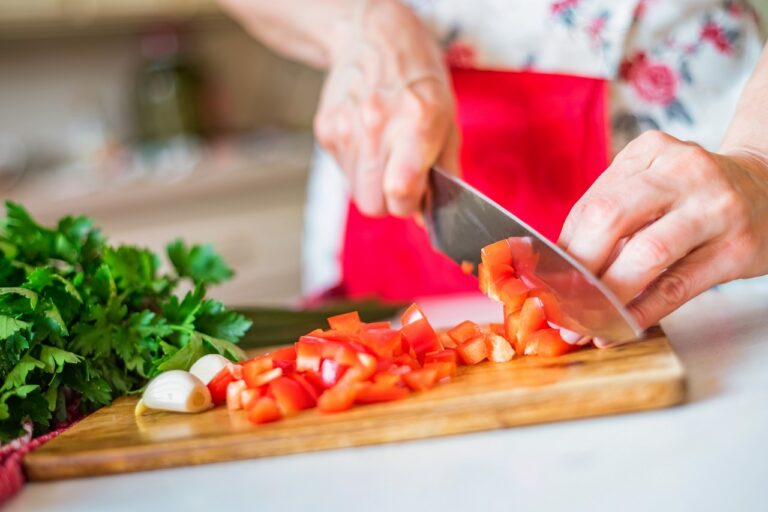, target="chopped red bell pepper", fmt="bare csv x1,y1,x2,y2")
296,340,322,373
456,335,488,365
320,358,347,388
525,328,577,357
424,361,456,380
208,366,236,406
355,381,409,404
240,388,261,410
485,333,515,362
317,384,358,413
424,349,458,365
447,320,482,344
269,376,316,415
400,315,442,364
247,397,282,424
327,311,362,333
402,367,440,391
